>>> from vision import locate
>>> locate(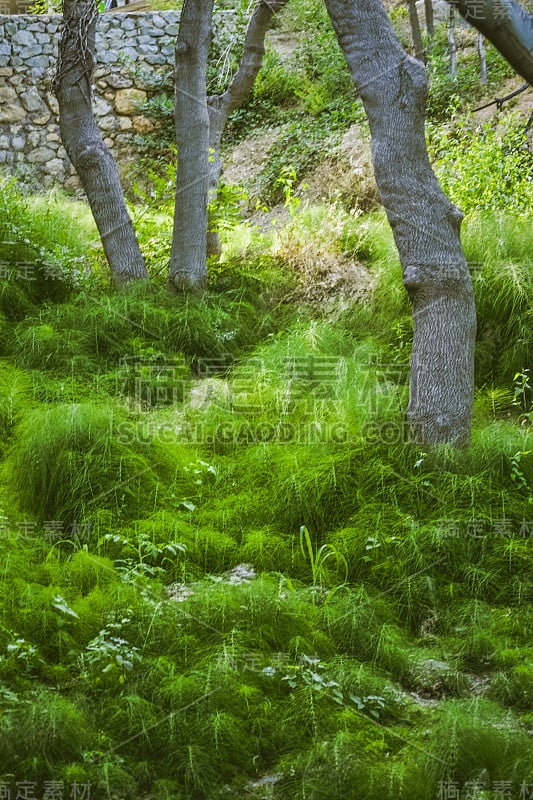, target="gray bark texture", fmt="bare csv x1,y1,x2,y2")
424,0,435,36
449,7,458,75
324,0,477,447
478,32,488,83
54,0,147,286
206,0,289,257
408,0,426,62
445,0,533,83
168,0,214,293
